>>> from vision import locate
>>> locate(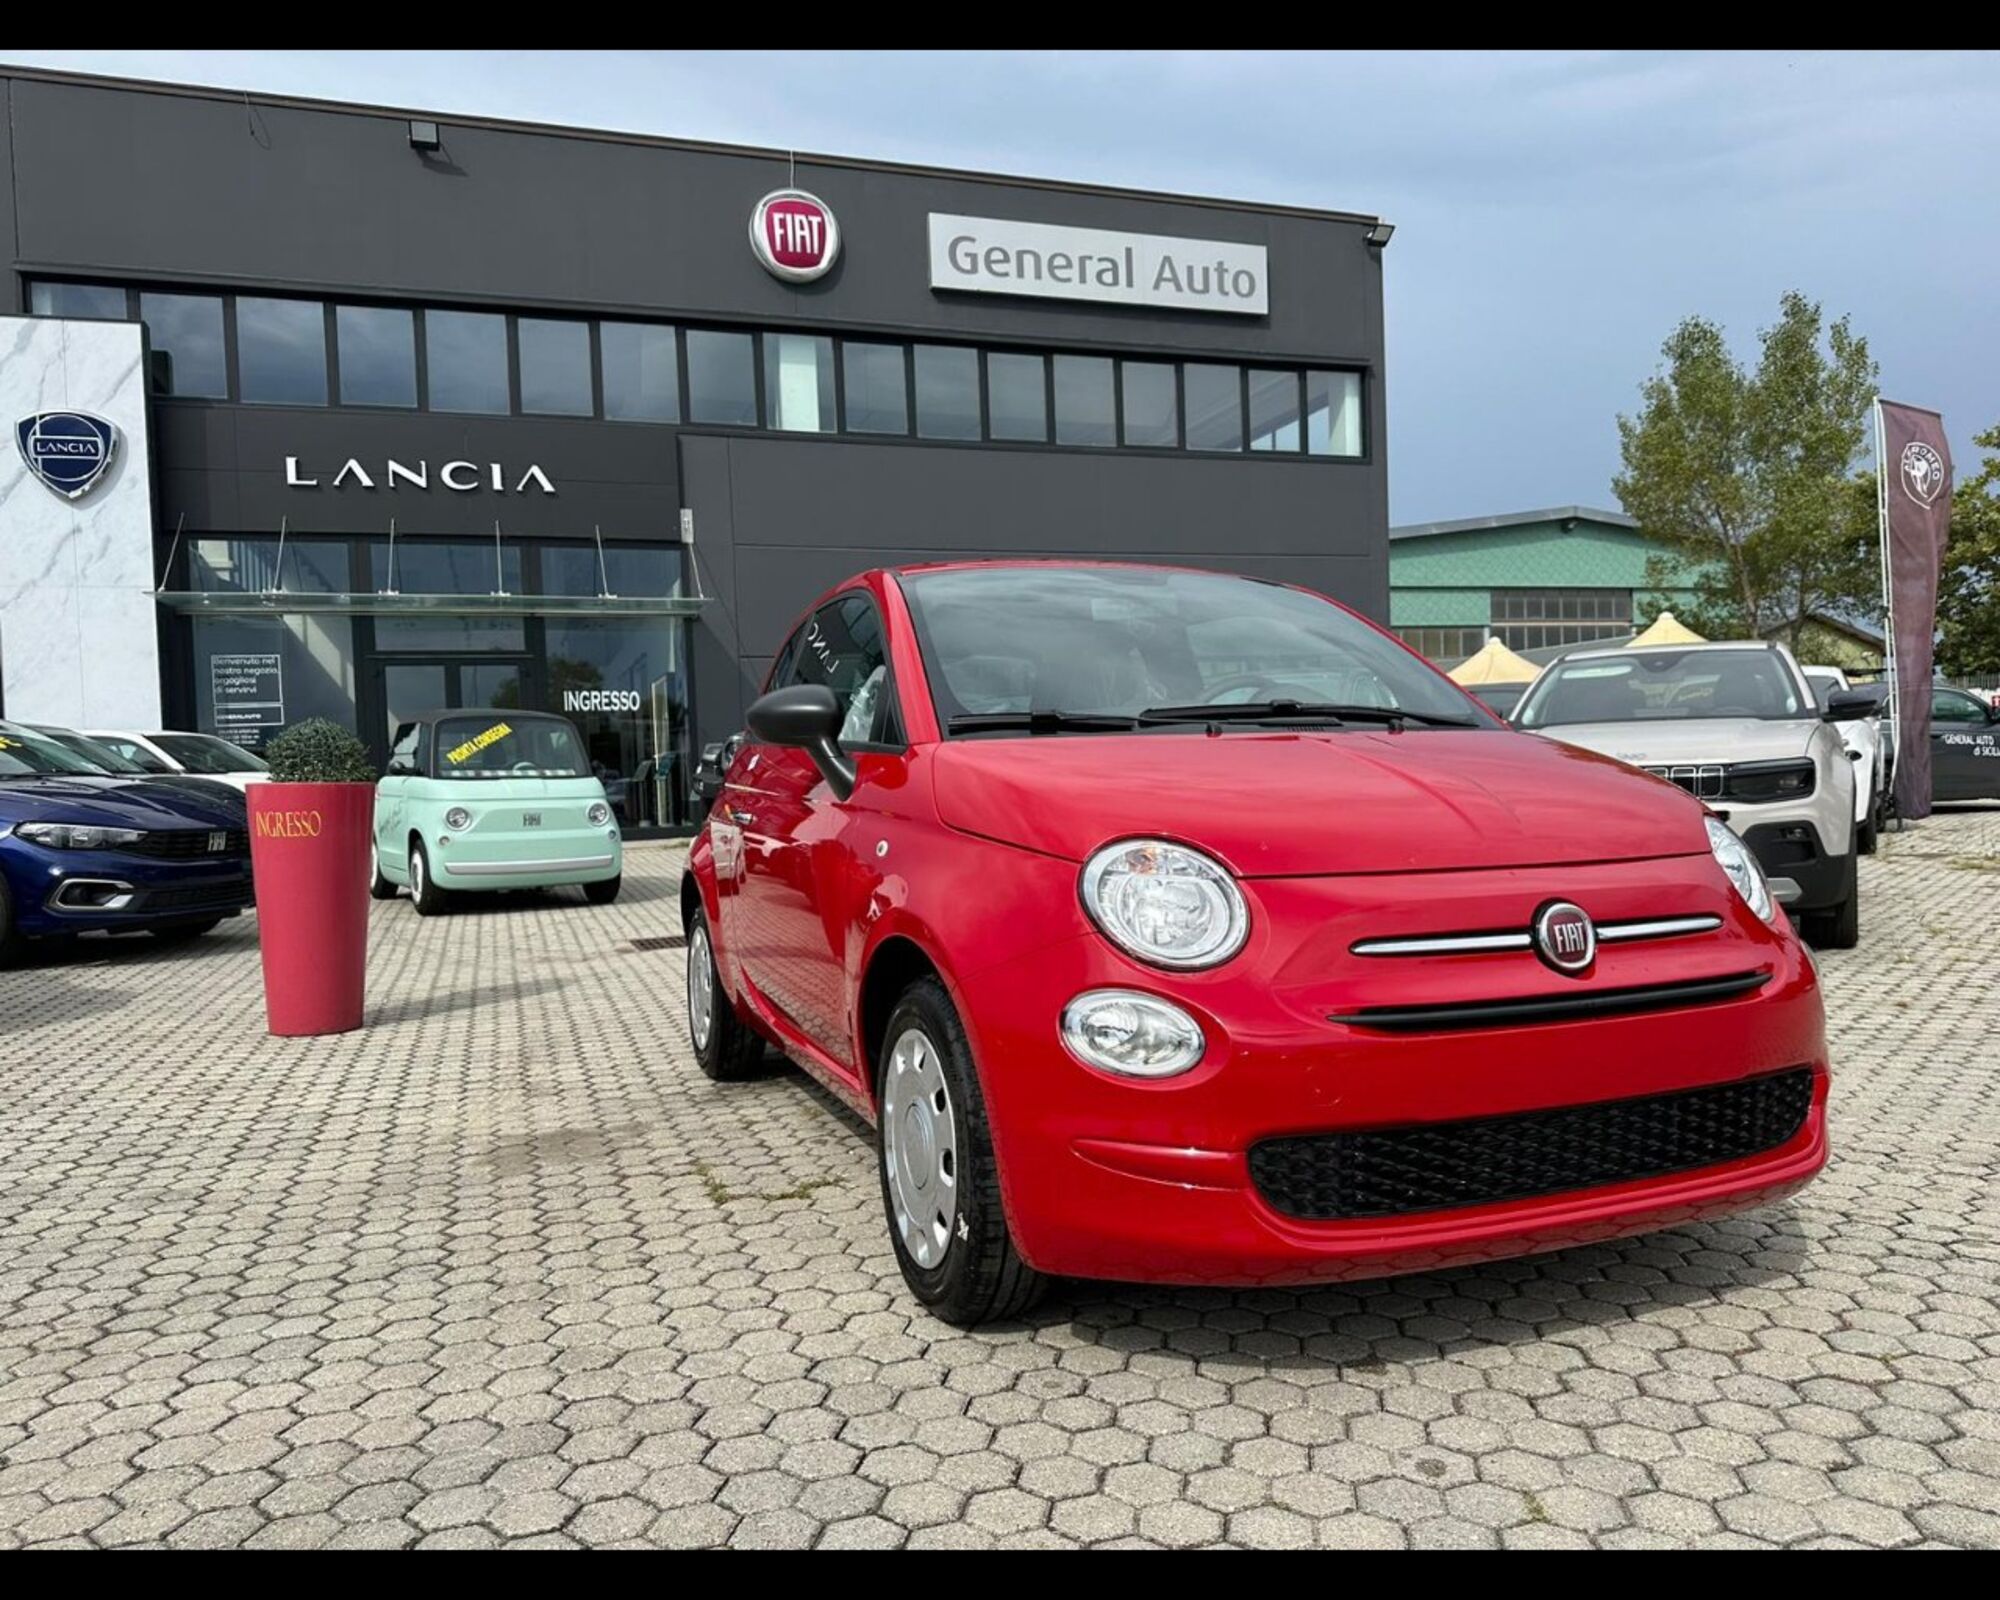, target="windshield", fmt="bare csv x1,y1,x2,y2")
1516,649,1808,727
152,733,269,774
432,717,589,779
41,730,148,774
898,566,1484,731
0,723,102,777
